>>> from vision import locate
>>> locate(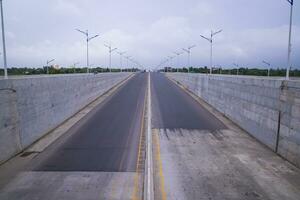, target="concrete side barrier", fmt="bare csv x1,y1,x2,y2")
0,73,132,164
167,73,300,168
278,81,300,166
